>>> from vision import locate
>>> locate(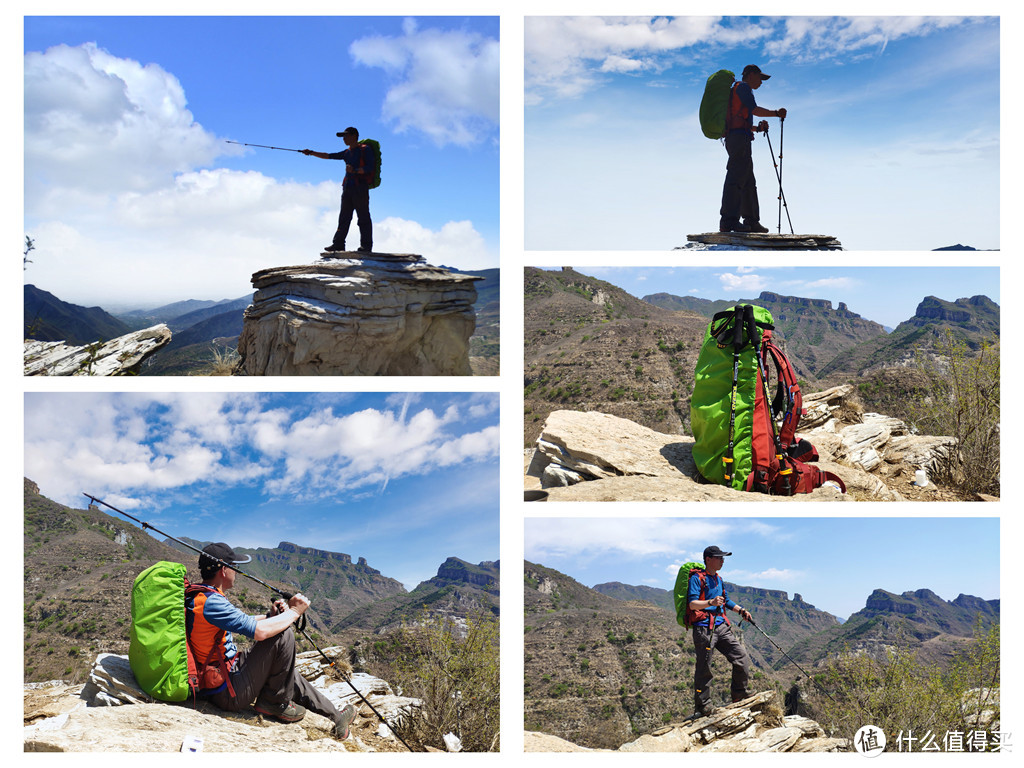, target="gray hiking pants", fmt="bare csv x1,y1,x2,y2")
692,621,750,711
208,628,342,724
